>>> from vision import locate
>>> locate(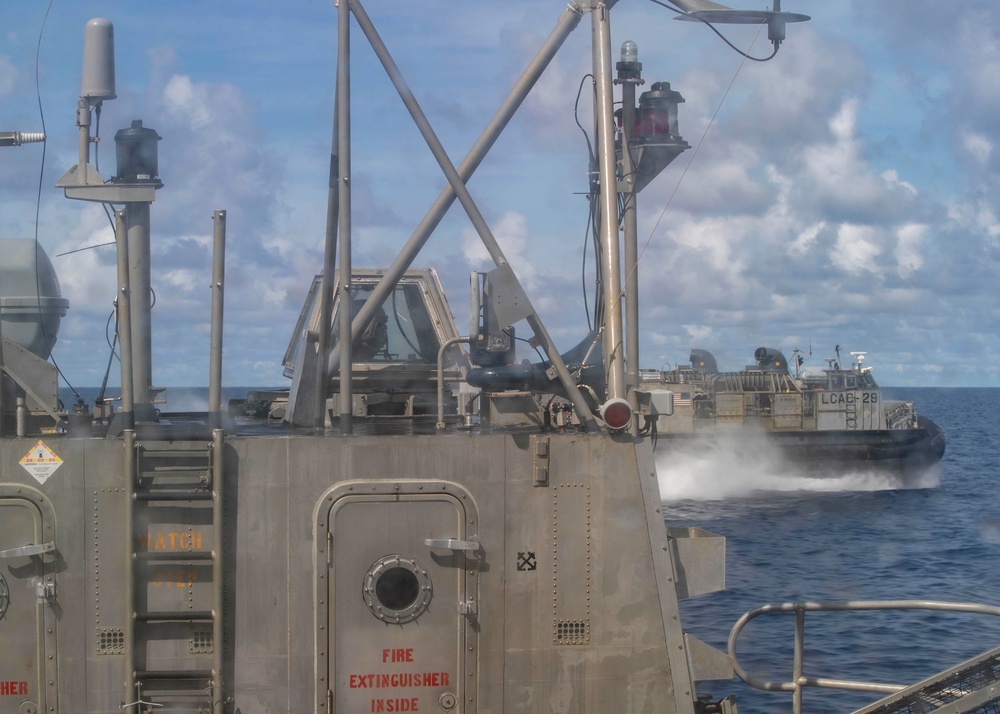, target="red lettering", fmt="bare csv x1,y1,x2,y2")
442,672,449,687
0,682,28,696
1,682,8,695
374,698,419,712
382,648,414,663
